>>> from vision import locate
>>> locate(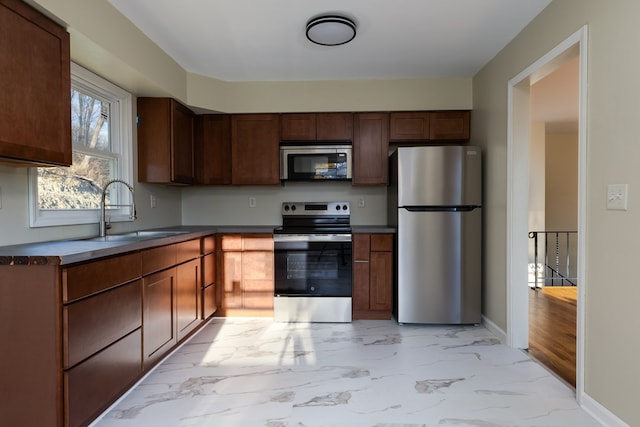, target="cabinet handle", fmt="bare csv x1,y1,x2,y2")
353,260,369,263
